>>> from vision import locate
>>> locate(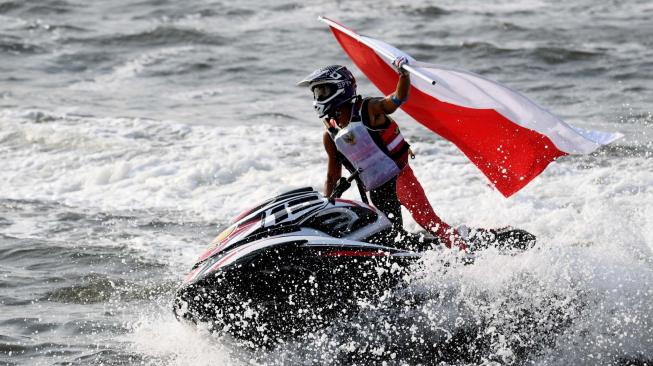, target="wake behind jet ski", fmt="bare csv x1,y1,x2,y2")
173,173,536,346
